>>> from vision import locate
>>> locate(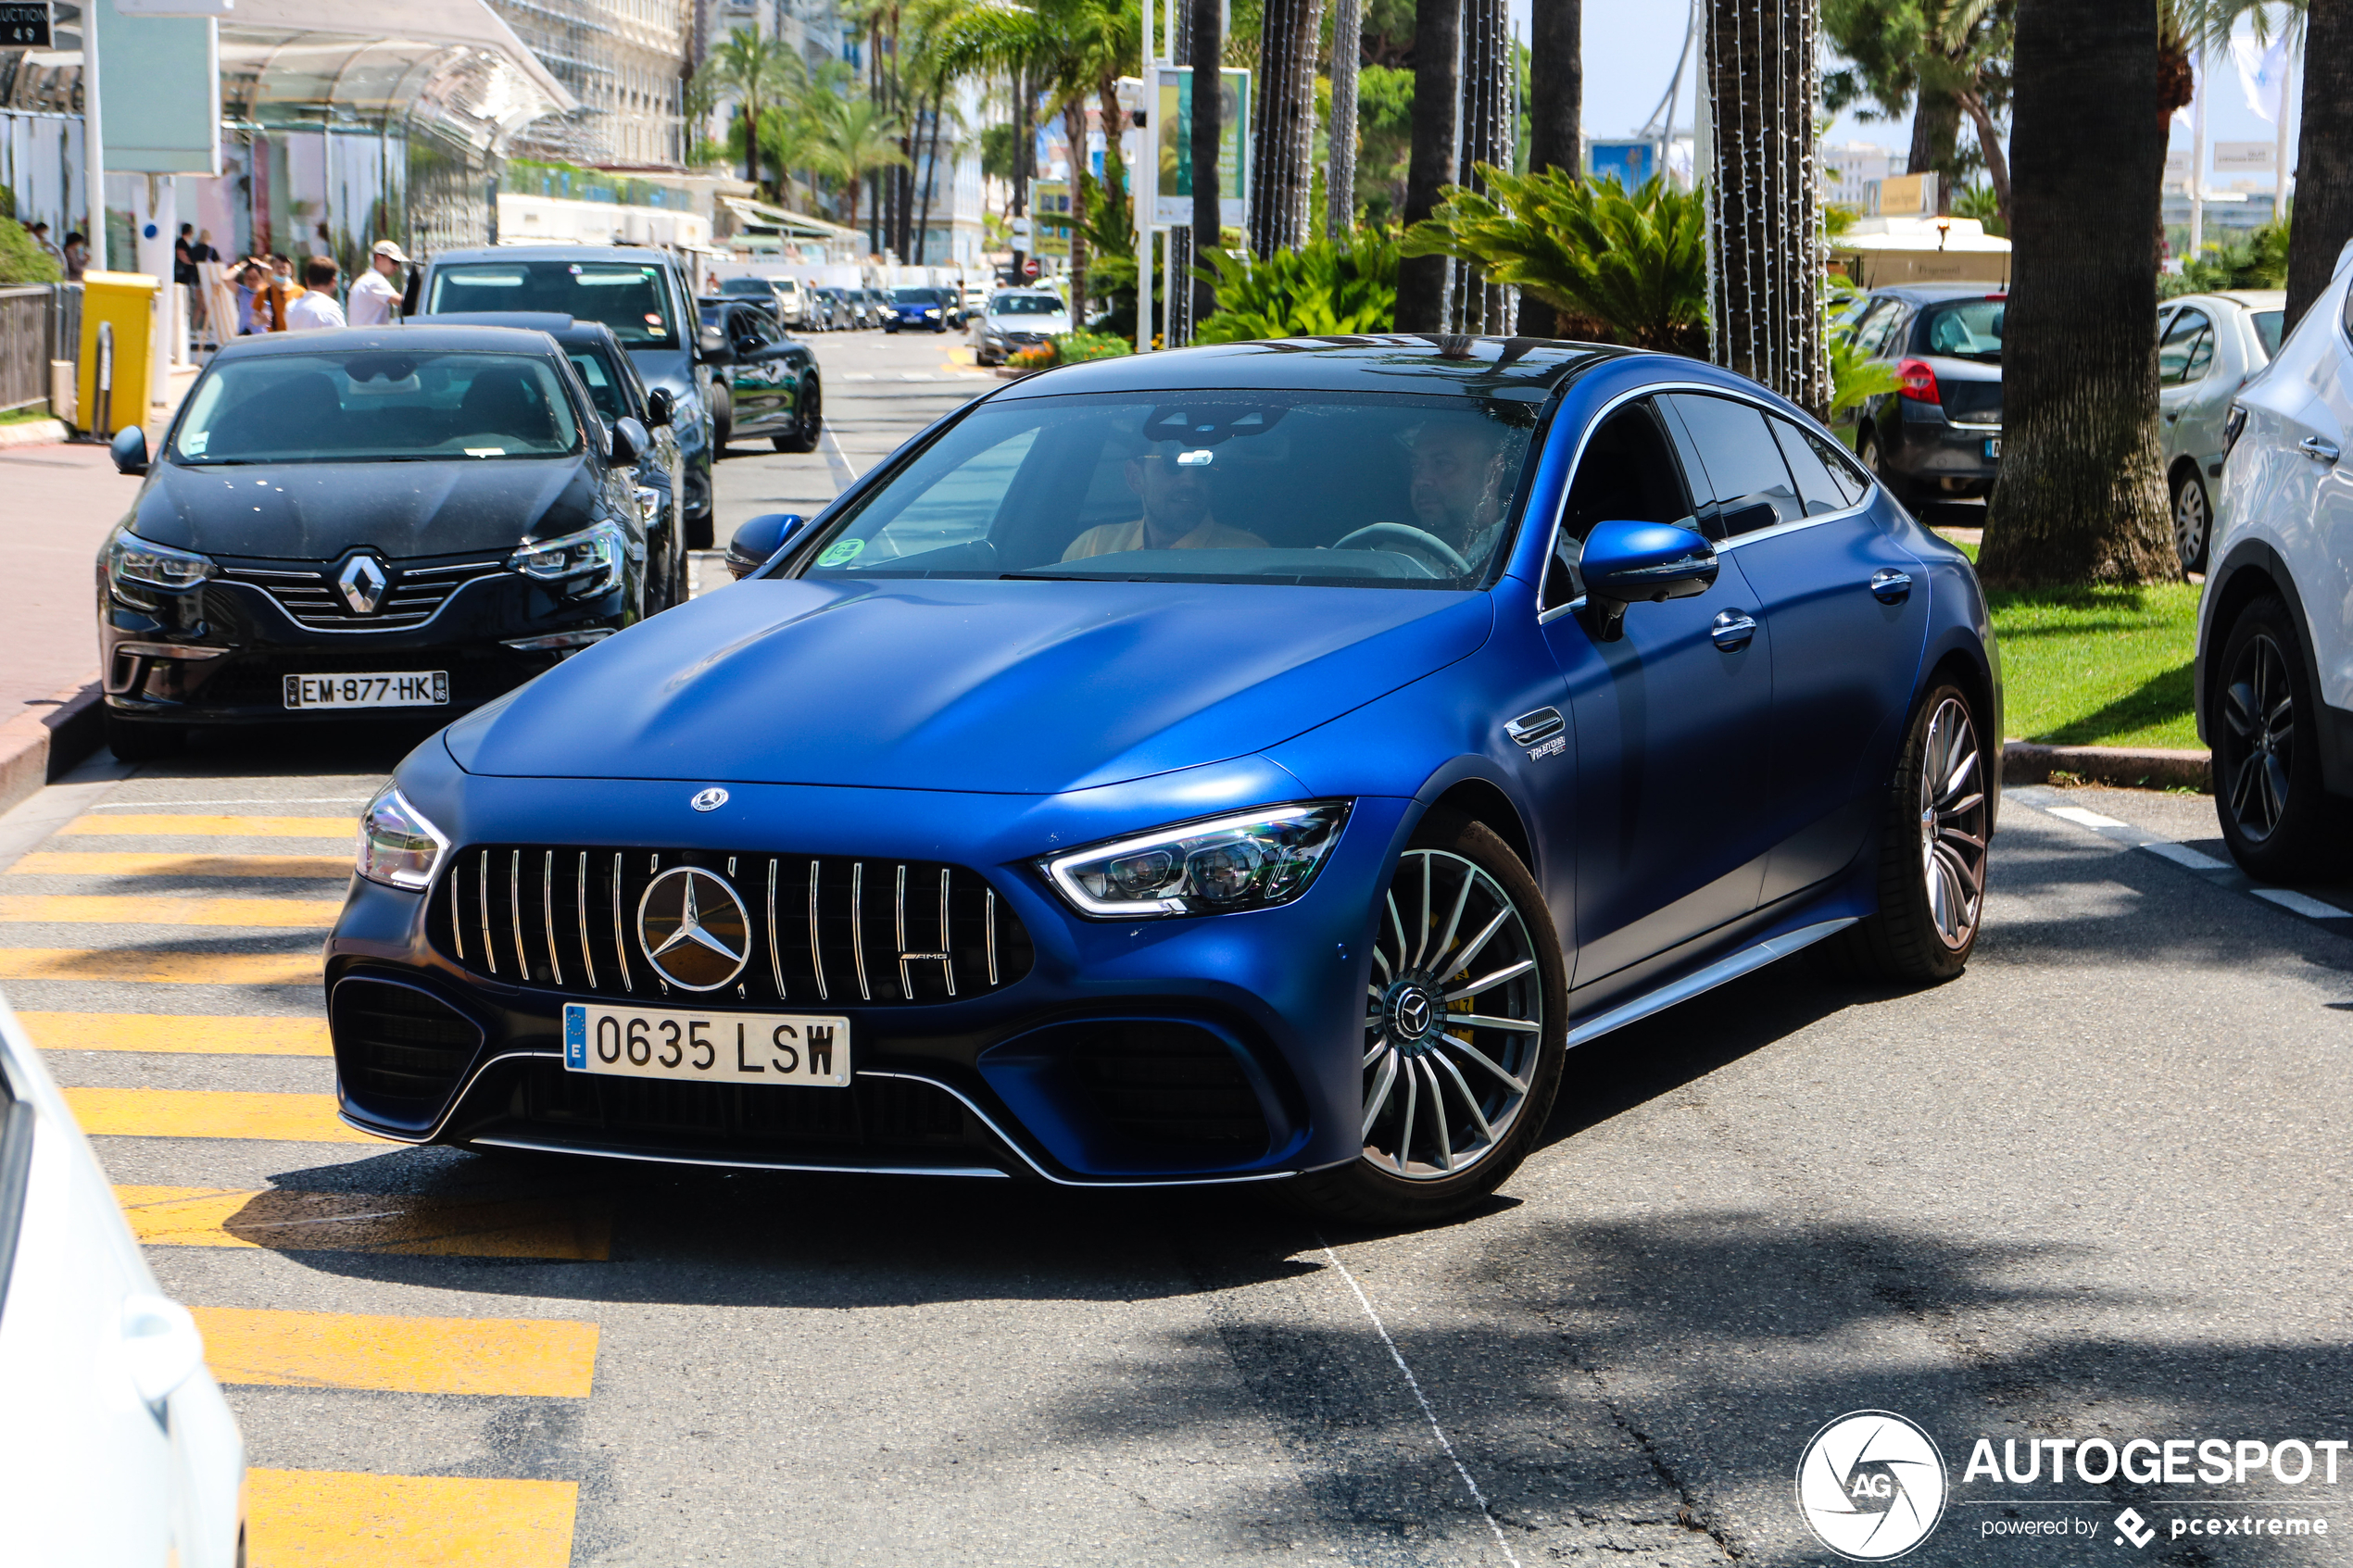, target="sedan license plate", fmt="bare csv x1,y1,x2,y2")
283,671,447,709
1984,436,2002,459
563,1003,851,1088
